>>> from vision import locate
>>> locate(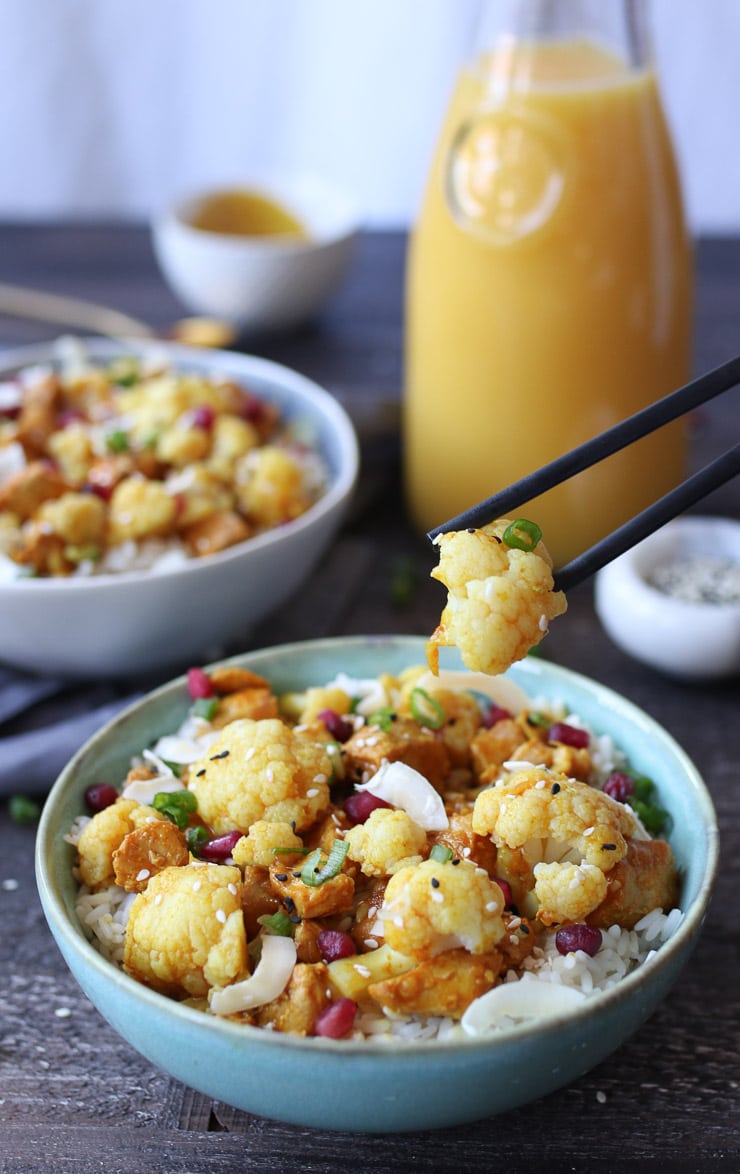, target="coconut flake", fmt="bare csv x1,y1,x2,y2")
356,761,448,831
461,980,587,1035
151,735,205,765
209,936,297,1015
122,768,185,805
0,441,26,488
412,669,530,716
